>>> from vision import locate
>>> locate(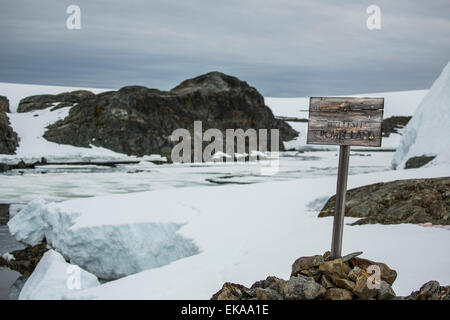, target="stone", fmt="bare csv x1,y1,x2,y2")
254,287,283,300
250,276,287,293
291,255,324,277
352,272,377,300
322,251,332,261
0,163,10,172
0,96,10,113
405,280,446,300
377,280,396,300
350,257,397,286
330,276,355,291
40,72,298,160
320,275,335,289
324,288,353,300
211,282,252,300
282,275,326,300
318,259,350,278
348,266,362,282
318,177,450,226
